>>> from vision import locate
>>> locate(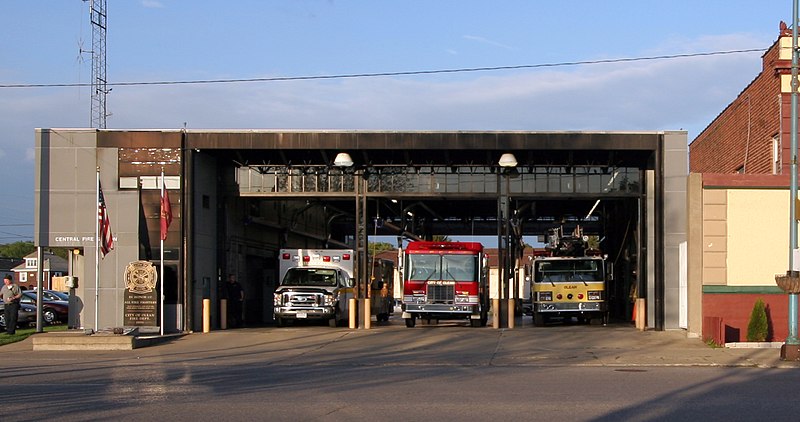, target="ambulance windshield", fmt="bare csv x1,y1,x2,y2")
281,268,339,286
